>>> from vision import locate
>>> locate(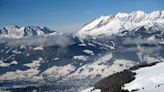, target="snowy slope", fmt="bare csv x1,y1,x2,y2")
81,87,101,92
70,53,136,78
76,11,164,39
123,62,164,92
